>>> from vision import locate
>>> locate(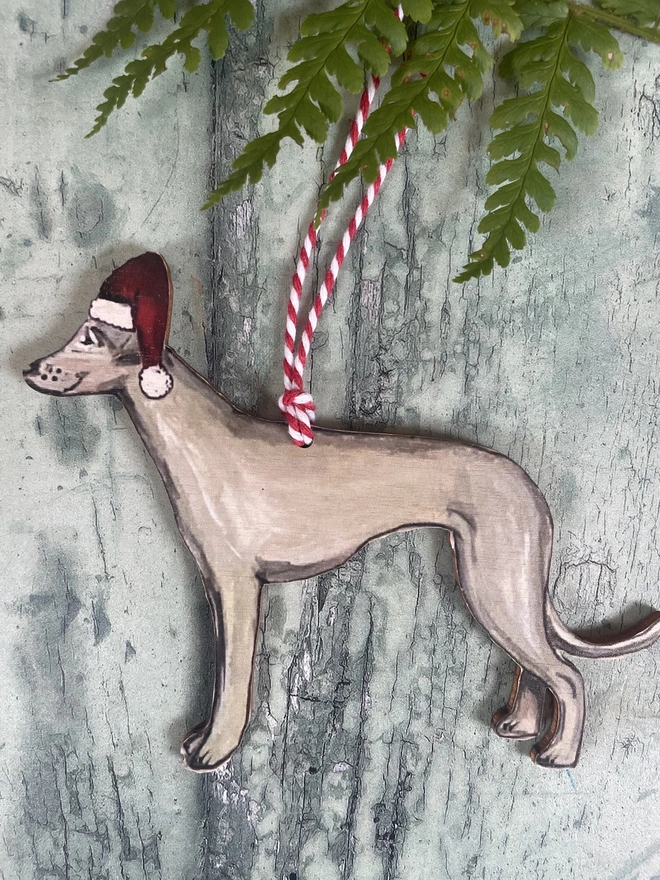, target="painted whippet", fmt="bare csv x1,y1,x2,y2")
24,253,660,772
